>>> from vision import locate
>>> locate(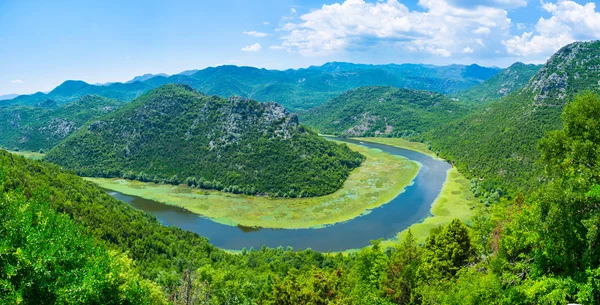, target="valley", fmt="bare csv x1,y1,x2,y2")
4,7,600,301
